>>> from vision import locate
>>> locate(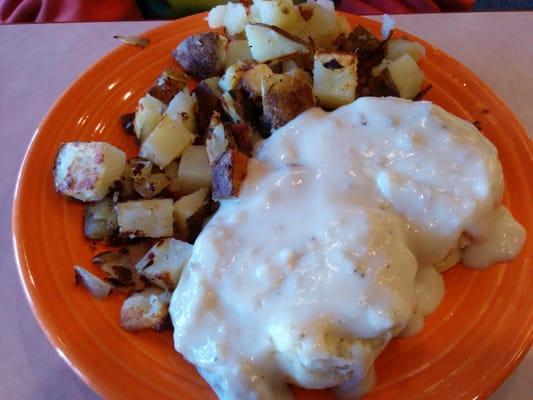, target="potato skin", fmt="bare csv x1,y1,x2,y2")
212,149,249,200
173,32,228,80
261,74,315,131
148,69,188,105
192,80,224,138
